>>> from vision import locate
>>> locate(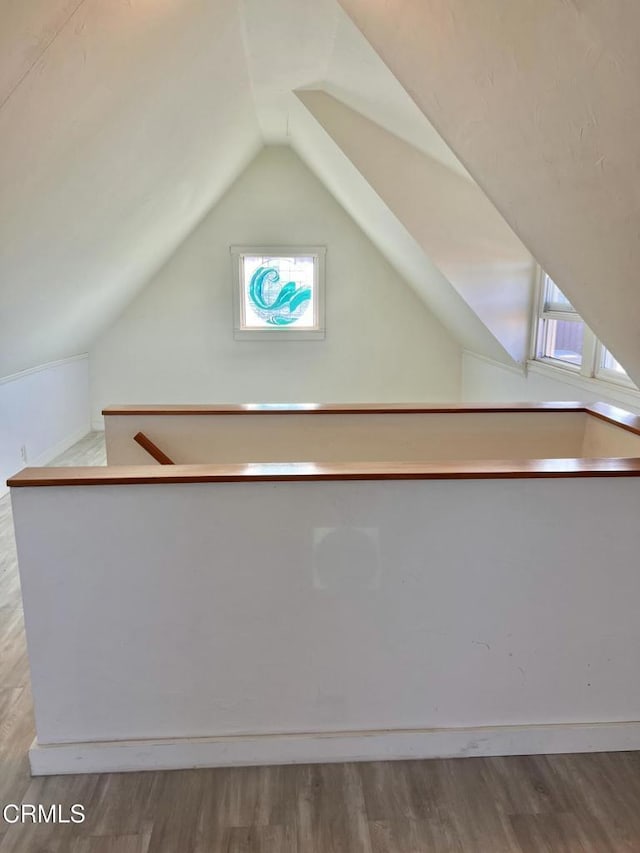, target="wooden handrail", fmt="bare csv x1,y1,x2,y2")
103,402,588,416
101,402,640,437
585,402,640,436
133,432,175,465
8,457,640,487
